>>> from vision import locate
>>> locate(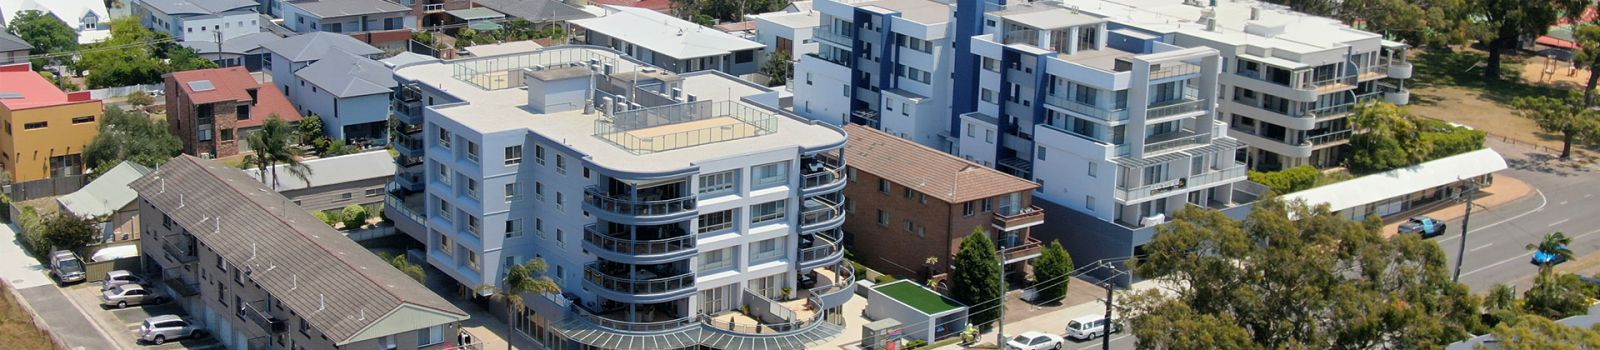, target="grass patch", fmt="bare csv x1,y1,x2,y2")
876,280,964,315
0,284,57,349
1409,50,1559,104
